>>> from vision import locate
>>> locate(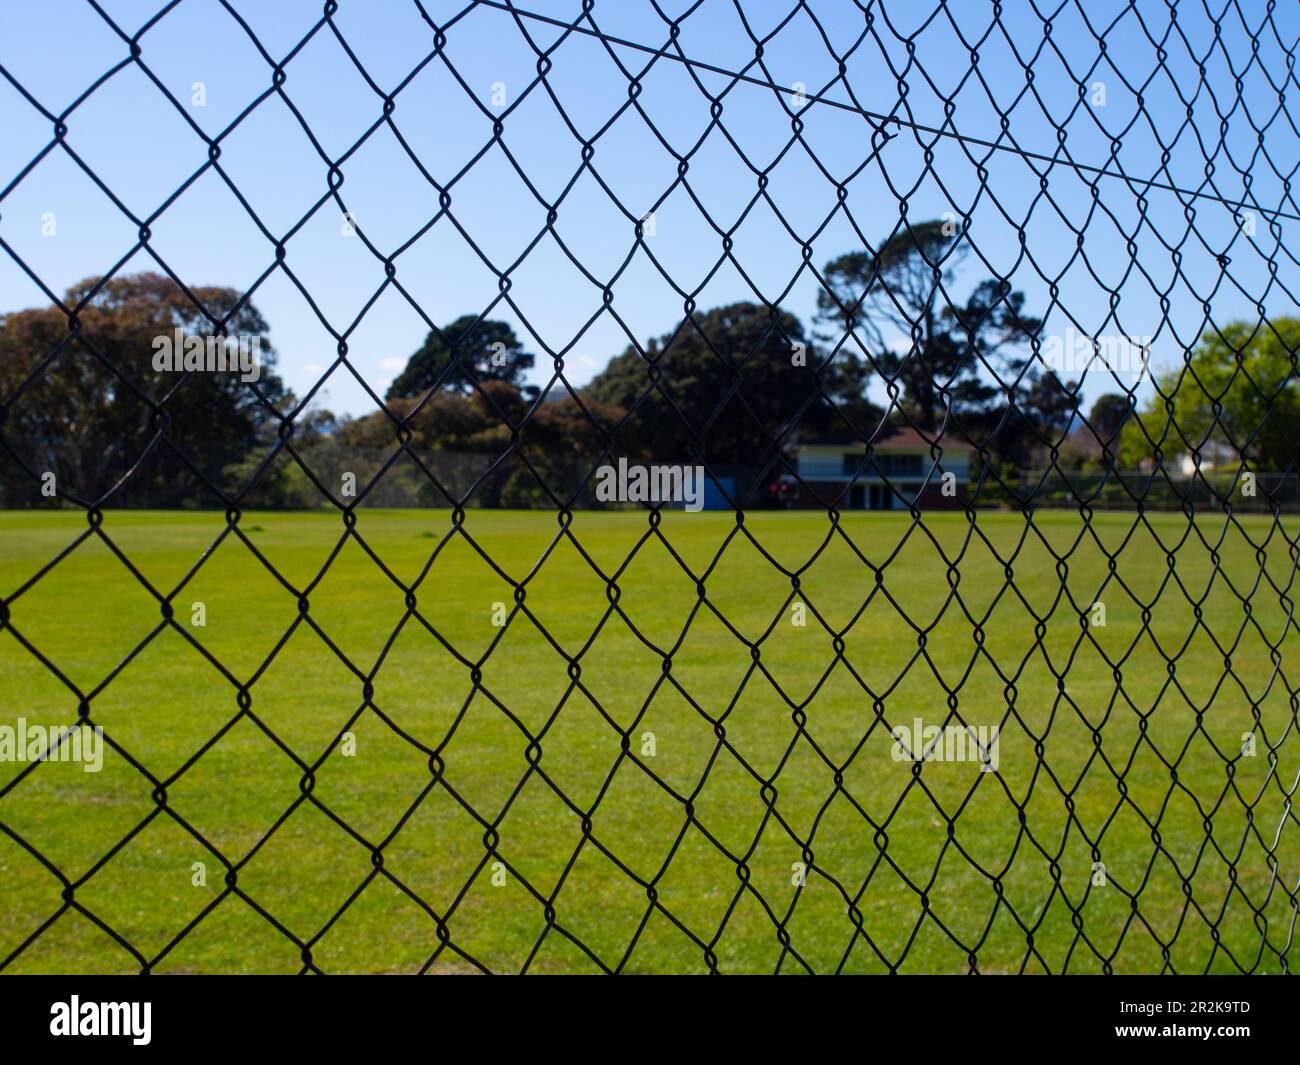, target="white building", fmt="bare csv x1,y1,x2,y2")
786,428,974,510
